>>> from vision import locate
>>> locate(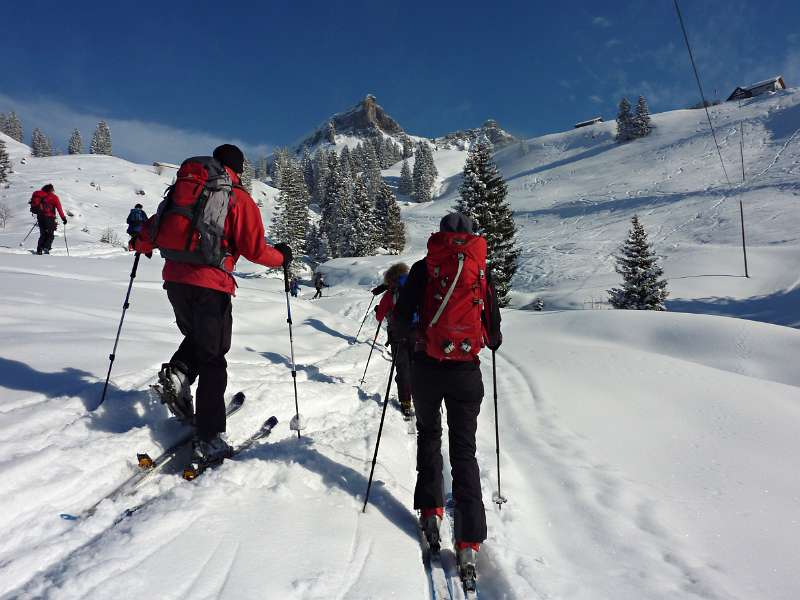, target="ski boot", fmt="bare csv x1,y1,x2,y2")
456,542,479,593
400,401,414,420
419,507,444,554
191,433,233,467
155,362,193,421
